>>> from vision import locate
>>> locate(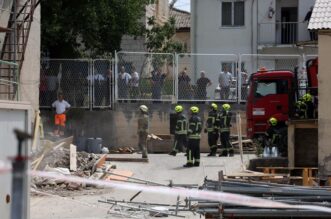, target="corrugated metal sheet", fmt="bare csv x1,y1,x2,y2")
308,0,331,30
